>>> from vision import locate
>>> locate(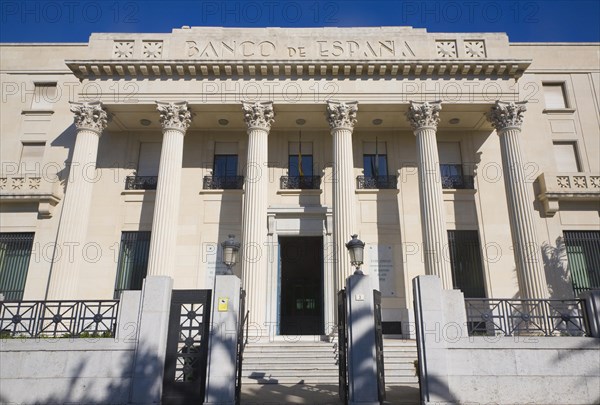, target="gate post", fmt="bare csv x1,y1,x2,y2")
205,275,242,405
346,274,380,405
130,275,173,404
